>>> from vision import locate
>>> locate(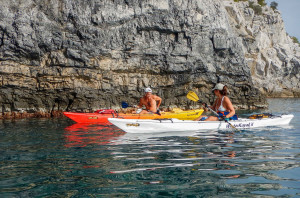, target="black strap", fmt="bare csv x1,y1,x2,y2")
154,118,174,123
